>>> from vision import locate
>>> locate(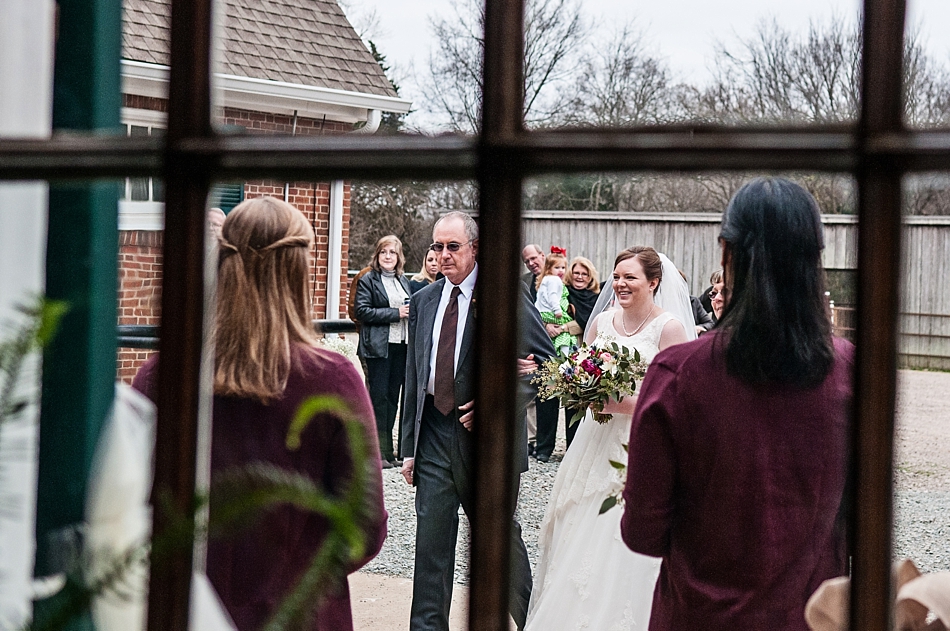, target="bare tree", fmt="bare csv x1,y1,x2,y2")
558,22,677,127
348,181,439,272
425,0,587,132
